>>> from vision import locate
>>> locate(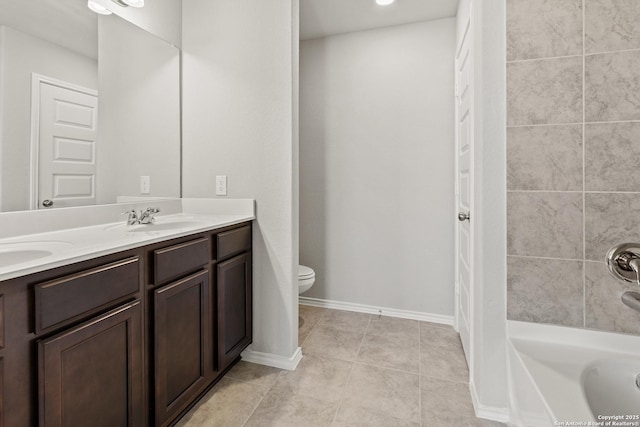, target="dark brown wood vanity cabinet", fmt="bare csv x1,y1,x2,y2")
216,225,252,371
0,221,252,427
151,238,211,427
38,300,144,427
